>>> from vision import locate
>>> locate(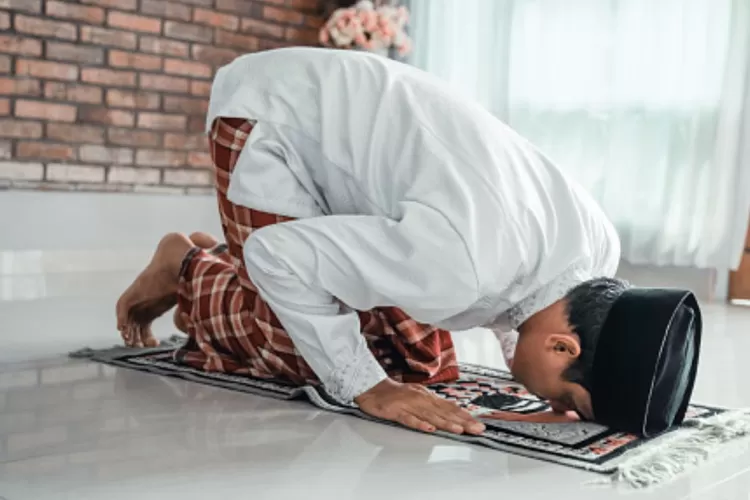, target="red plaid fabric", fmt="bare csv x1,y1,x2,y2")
174,117,459,386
